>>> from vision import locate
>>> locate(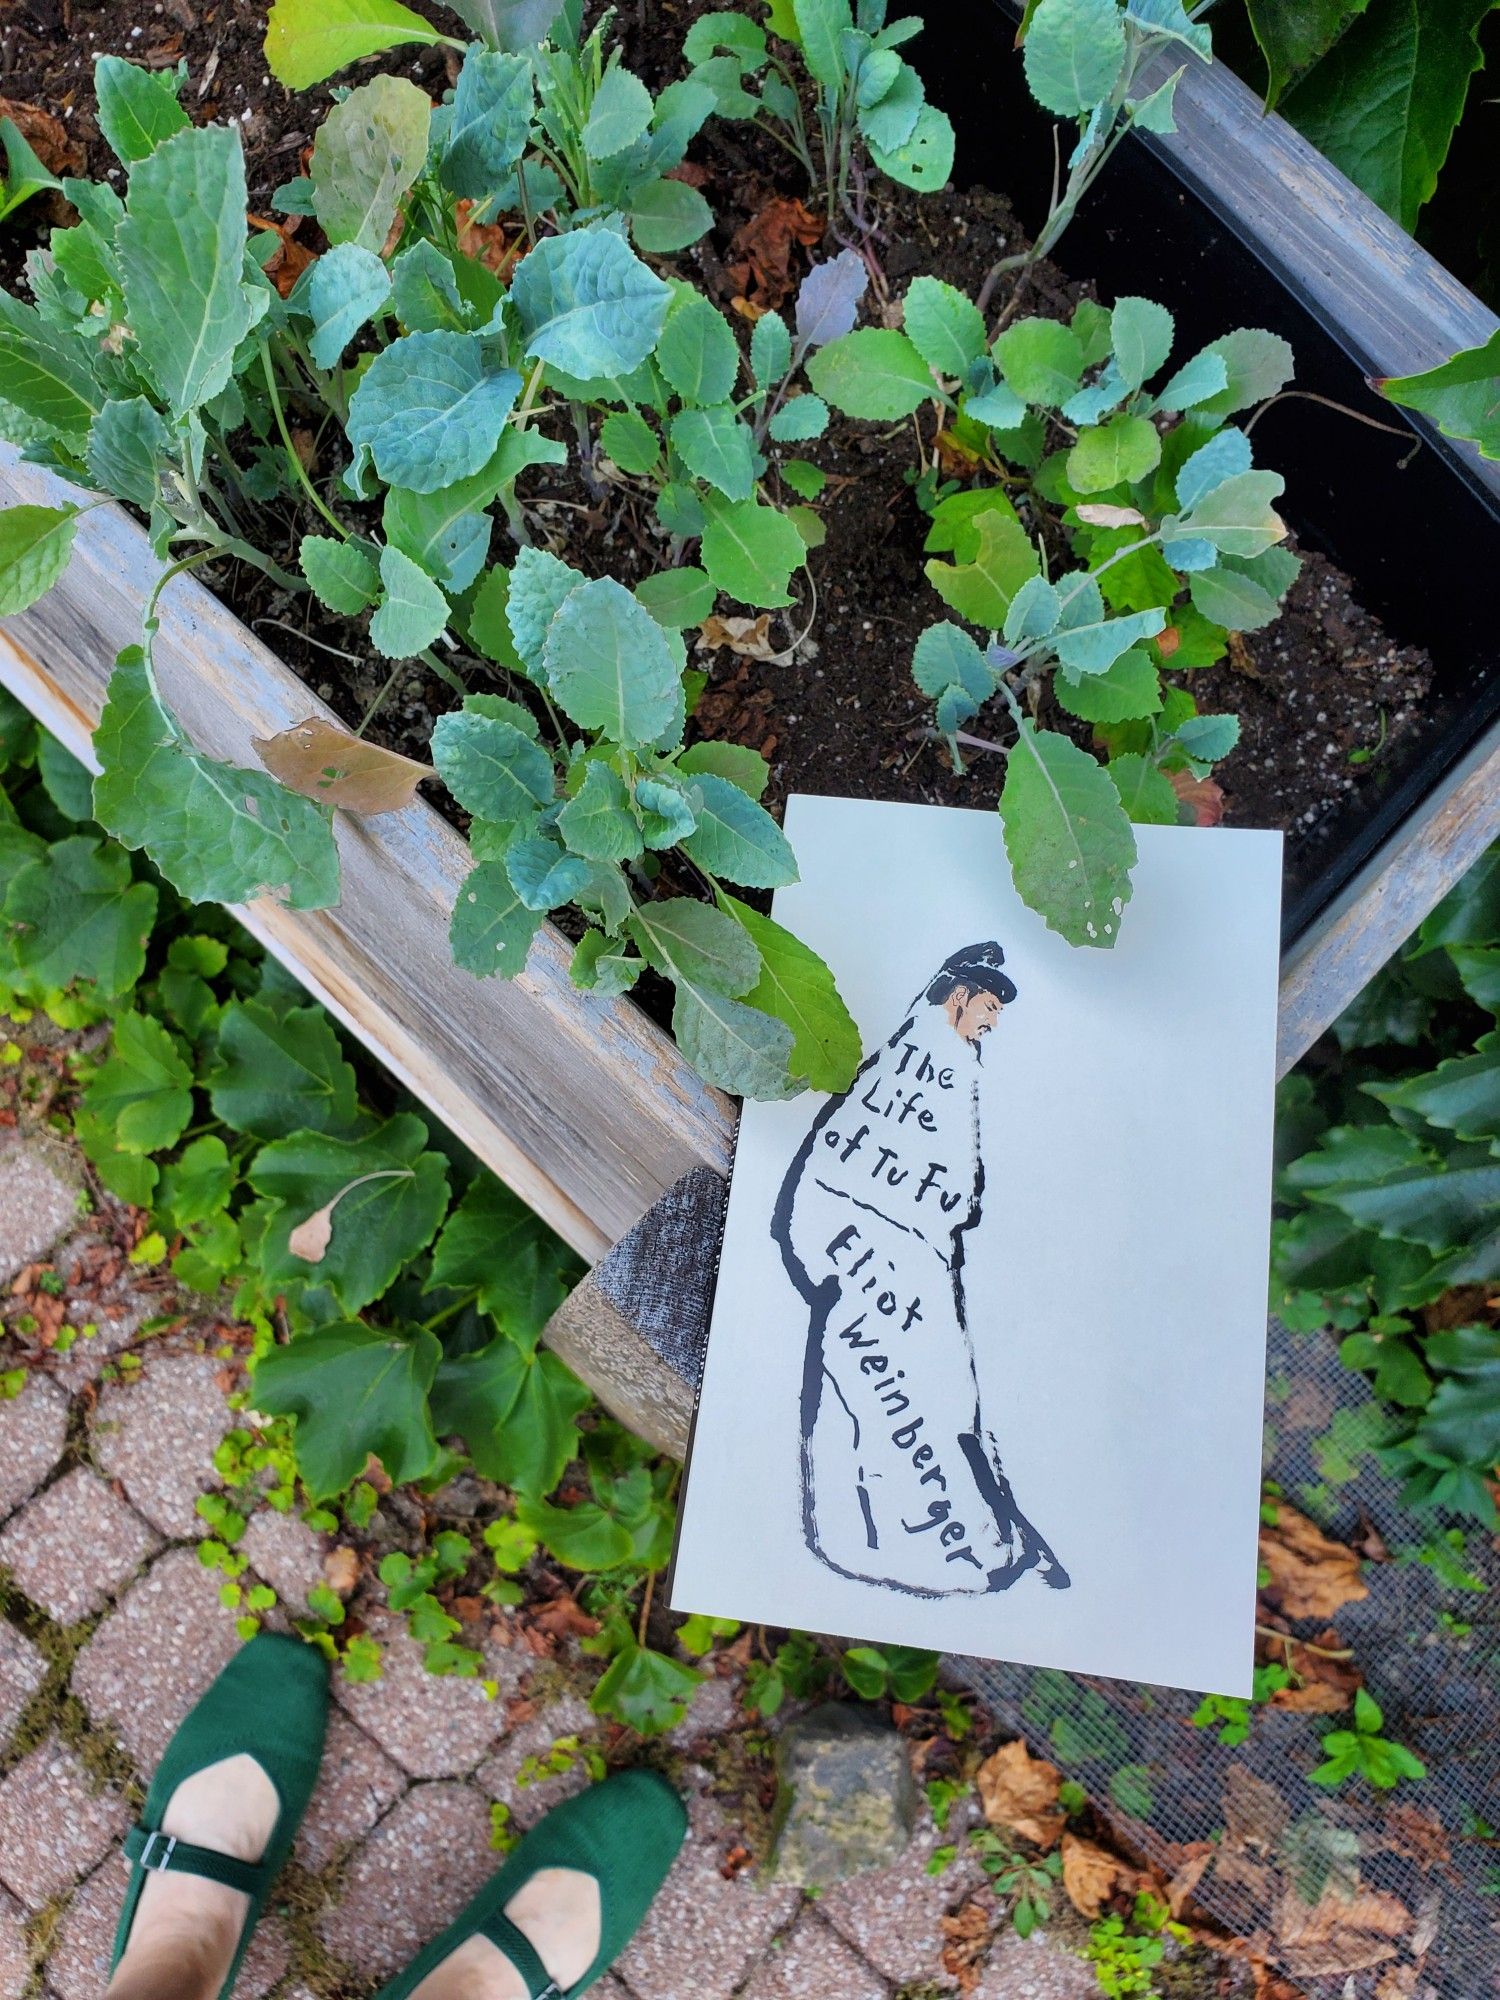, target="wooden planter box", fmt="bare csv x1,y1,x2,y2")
2,28,1497,1453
